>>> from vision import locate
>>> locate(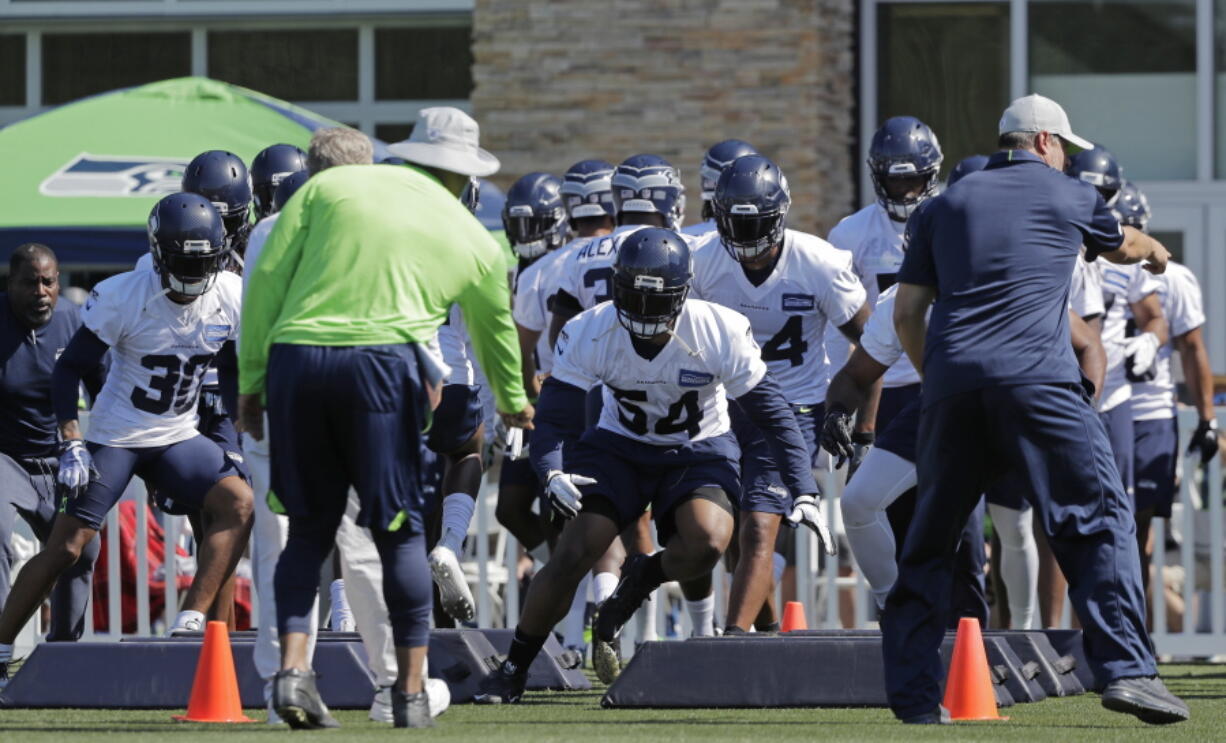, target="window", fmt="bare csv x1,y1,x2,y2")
876,4,1010,177
375,26,473,101
0,35,25,106
42,32,190,105
374,123,415,143
1030,0,1196,179
209,30,358,101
